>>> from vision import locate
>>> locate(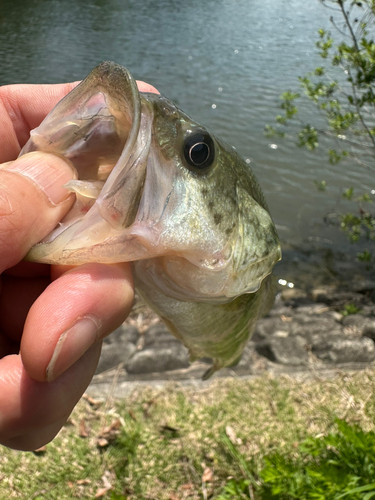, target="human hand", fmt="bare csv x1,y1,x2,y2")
0,78,158,451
